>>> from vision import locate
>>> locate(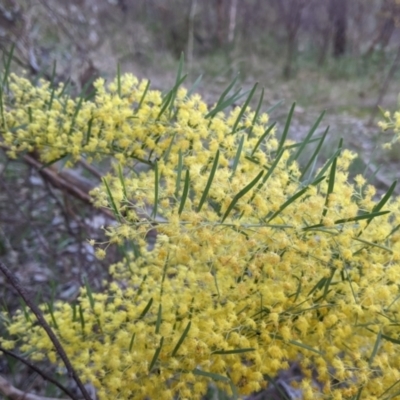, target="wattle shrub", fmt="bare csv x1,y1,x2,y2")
2,67,400,400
